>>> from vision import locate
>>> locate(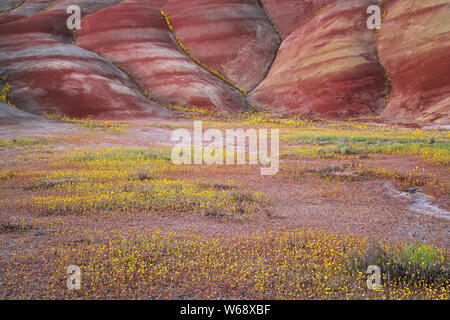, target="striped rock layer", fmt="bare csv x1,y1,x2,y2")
378,0,450,123
0,0,175,119
0,0,59,25
77,0,248,112
249,0,390,118
154,0,281,92
260,0,335,39
0,1,23,14
0,0,449,123
0,101,48,126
